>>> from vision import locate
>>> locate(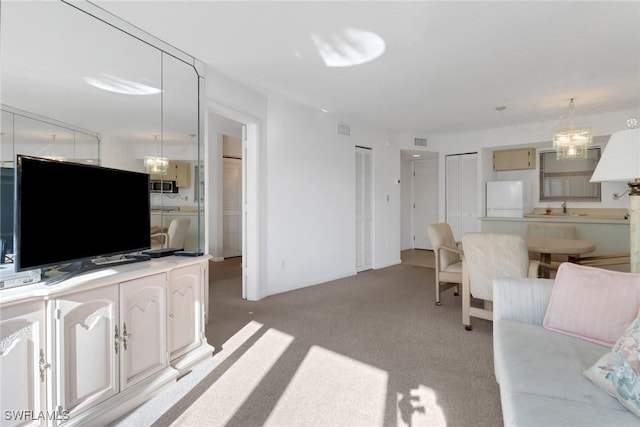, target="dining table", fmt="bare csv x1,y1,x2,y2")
525,237,596,278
